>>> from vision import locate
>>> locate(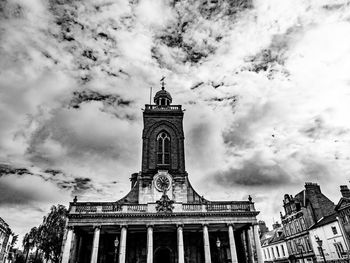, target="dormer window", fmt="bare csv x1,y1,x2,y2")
157,132,170,165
